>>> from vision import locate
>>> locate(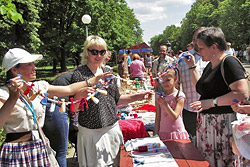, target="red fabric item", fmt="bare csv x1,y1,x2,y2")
70,97,75,113
118,119,149,143
132,104,156,112
23,83,34,96
150,76,155,86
